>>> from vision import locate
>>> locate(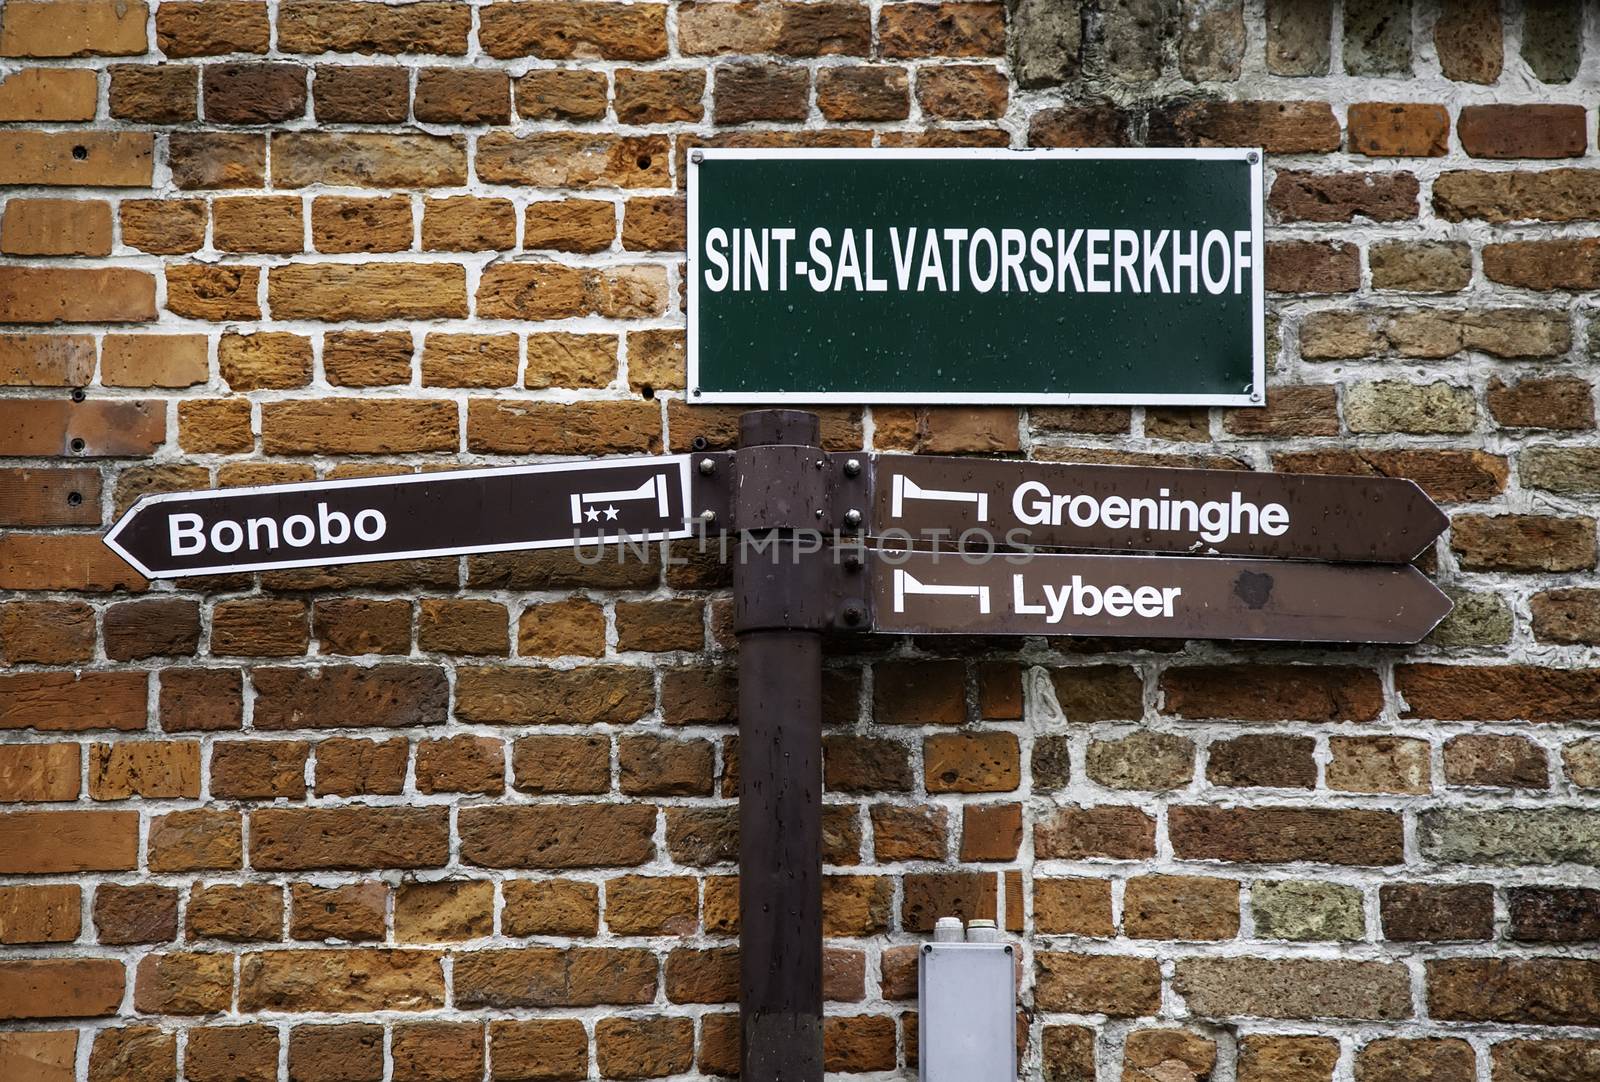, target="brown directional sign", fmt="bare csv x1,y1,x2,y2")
871,456,1447,563
104,457,694,578
869,549,1452,644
